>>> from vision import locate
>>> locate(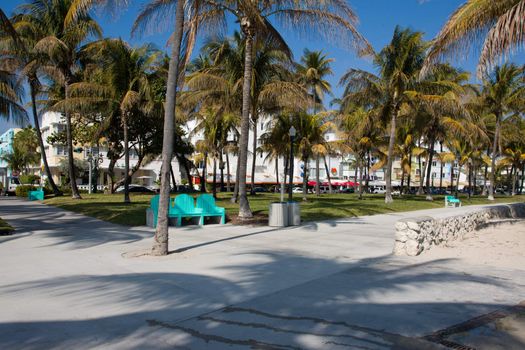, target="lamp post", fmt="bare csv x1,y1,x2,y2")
288,126,296,201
